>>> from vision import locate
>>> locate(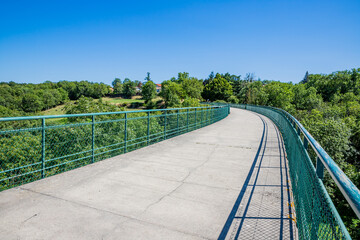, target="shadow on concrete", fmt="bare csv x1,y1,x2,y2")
218,114,296,240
